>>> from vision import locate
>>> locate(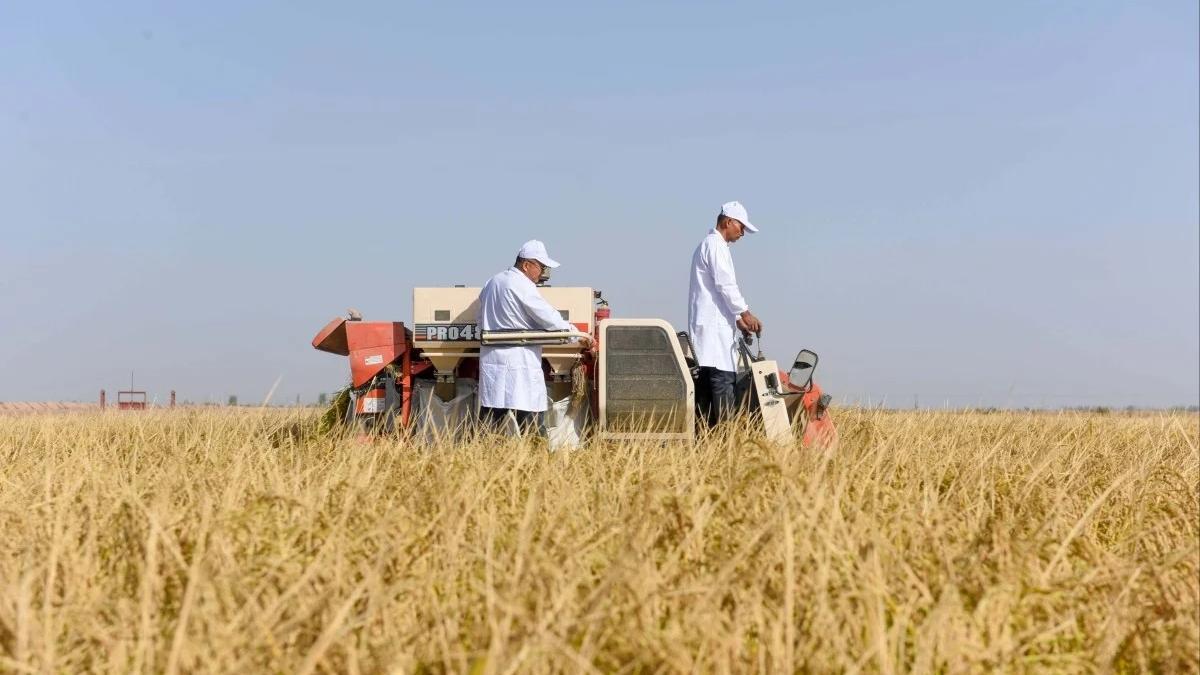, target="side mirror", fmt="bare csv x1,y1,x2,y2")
789,349,818,390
